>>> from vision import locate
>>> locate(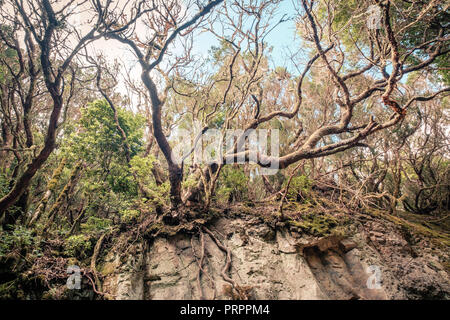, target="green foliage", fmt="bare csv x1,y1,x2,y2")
0,226,35,257
84,189,136,223
53,99,160,231
290,213,339,237
0,172,9,199
217,167,249,203
62,99,146,198
0,26,19,84
435,54,450,85
80,216,112,234
208,111,225,129
130,154,170,207
208,39,234,65
150,181,171,208
64,235,92,259
130,155,155,183
64,99,144,165
182,174,198,190
314,1,449,84
401,159,450,214
283,175,313,201
119,209,140,223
